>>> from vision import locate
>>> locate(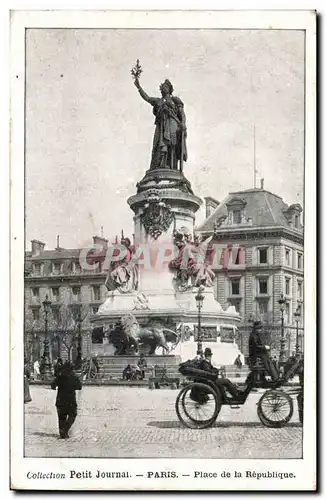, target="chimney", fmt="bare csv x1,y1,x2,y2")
31,239,45,256
55,235,62,250
260,178,264,190
204,196,220,219
93,235,108,249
